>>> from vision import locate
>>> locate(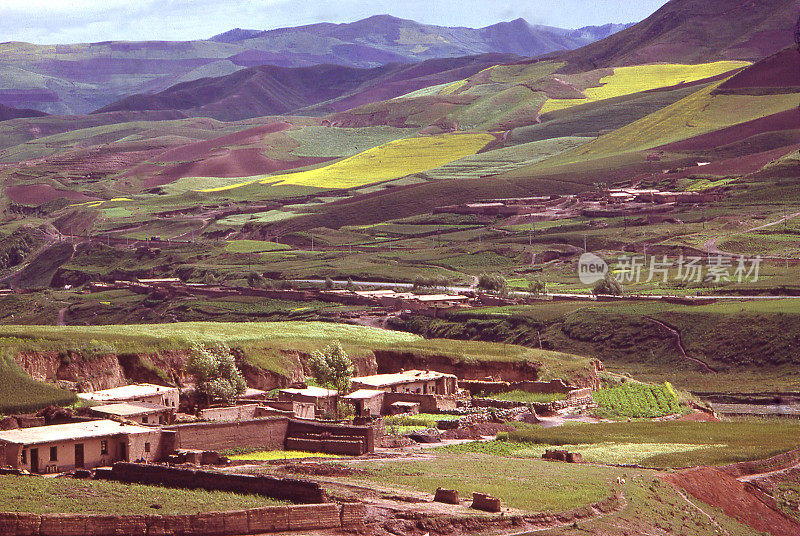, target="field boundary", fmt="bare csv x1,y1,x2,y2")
0,502,366,535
